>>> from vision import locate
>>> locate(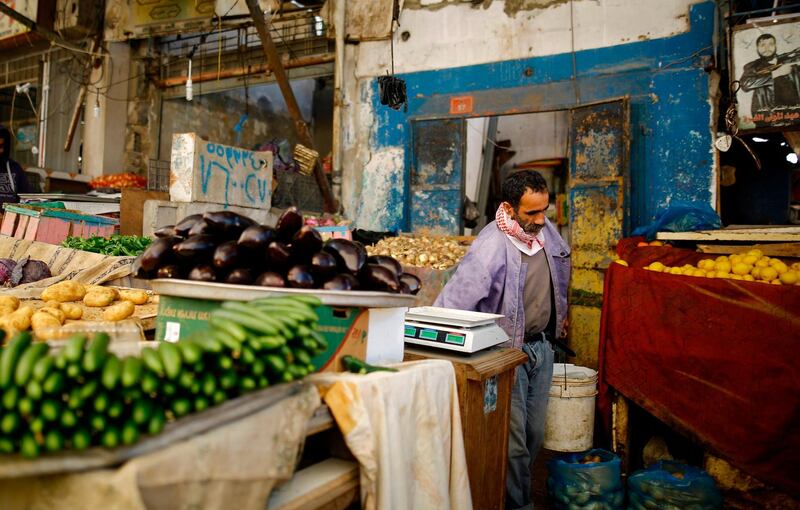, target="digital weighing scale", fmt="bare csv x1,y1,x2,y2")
404,306,509,354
